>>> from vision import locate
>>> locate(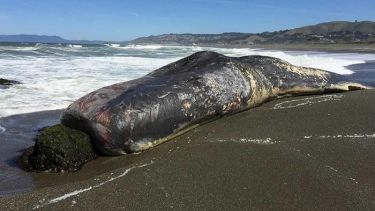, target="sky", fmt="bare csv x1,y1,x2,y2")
0,0,374,41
